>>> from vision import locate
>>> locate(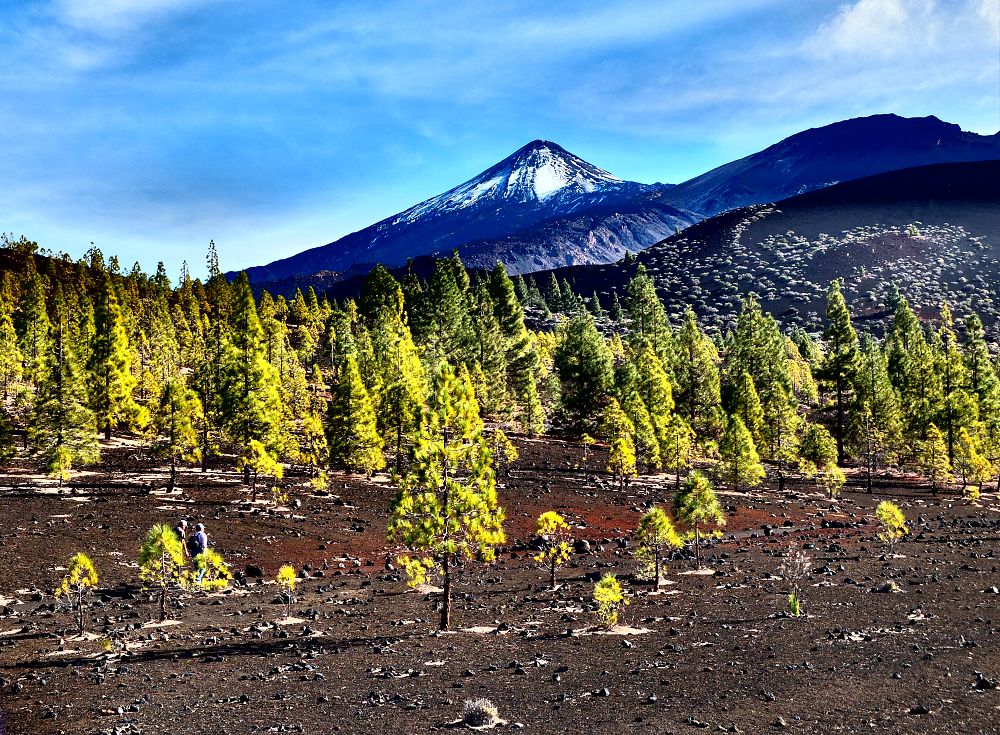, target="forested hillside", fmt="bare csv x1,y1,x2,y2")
3,231,999,501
